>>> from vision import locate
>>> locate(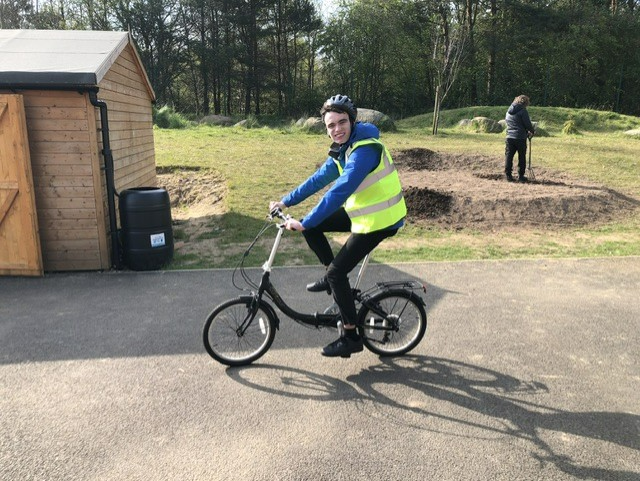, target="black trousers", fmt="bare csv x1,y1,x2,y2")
505,137,527,178
302,208,398,326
